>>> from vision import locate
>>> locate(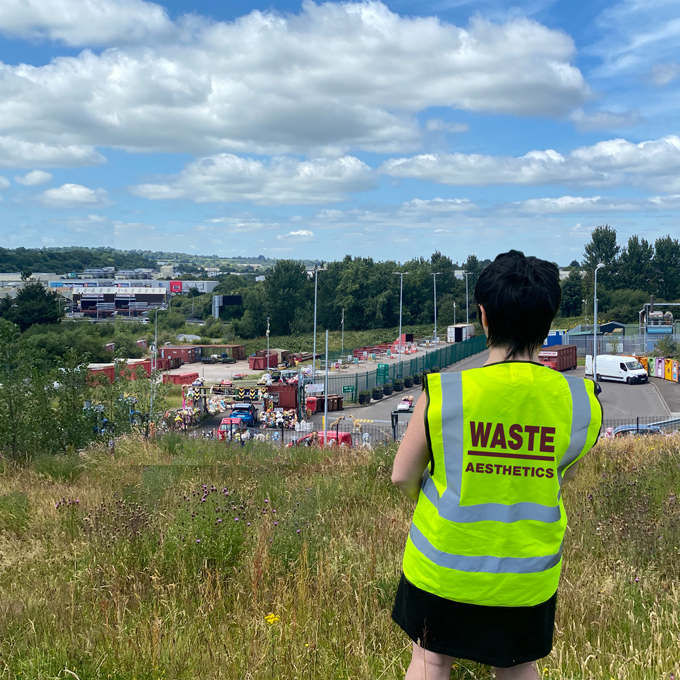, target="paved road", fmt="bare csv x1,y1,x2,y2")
326,349,671,424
